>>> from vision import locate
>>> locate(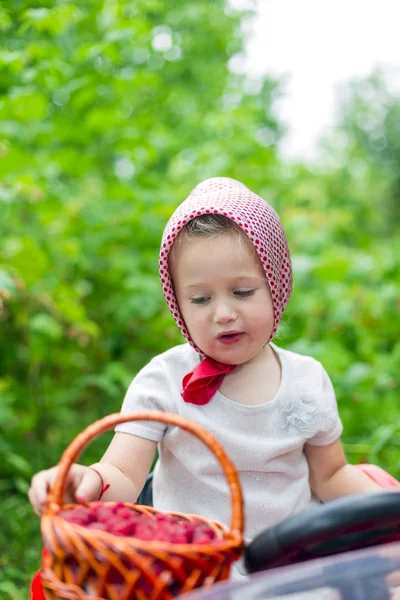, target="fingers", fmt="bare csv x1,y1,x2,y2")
28,486,44,517
28,465,103,516
28,467,56,516
75,468,102,503
28,464,83,515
